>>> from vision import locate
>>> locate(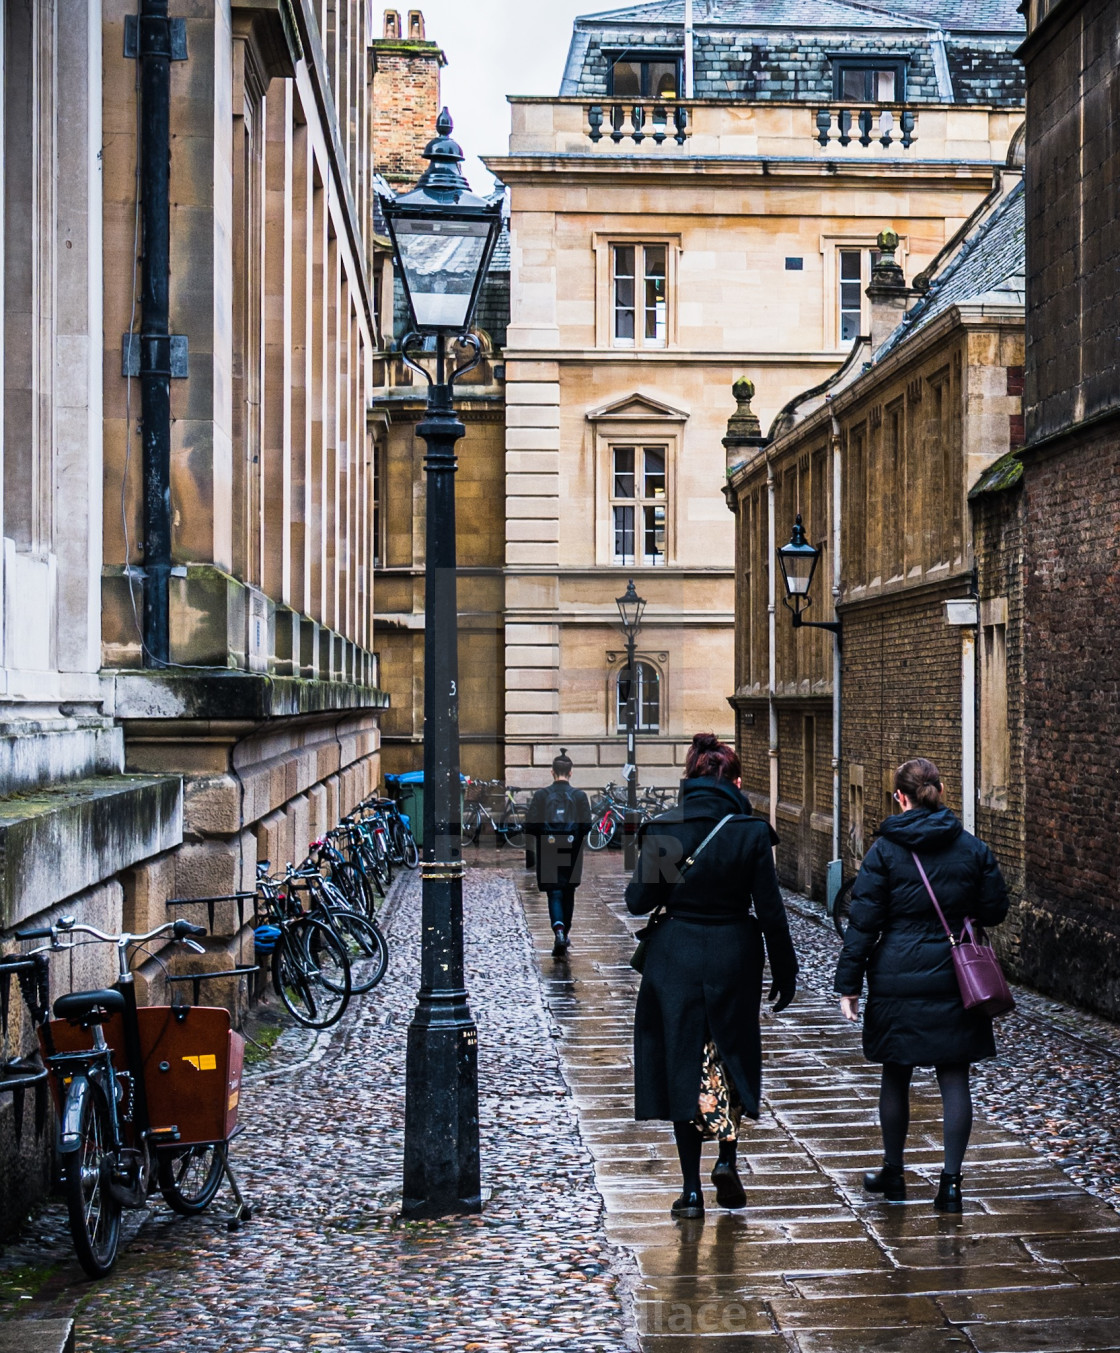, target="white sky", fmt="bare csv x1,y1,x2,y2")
408,0,602,189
